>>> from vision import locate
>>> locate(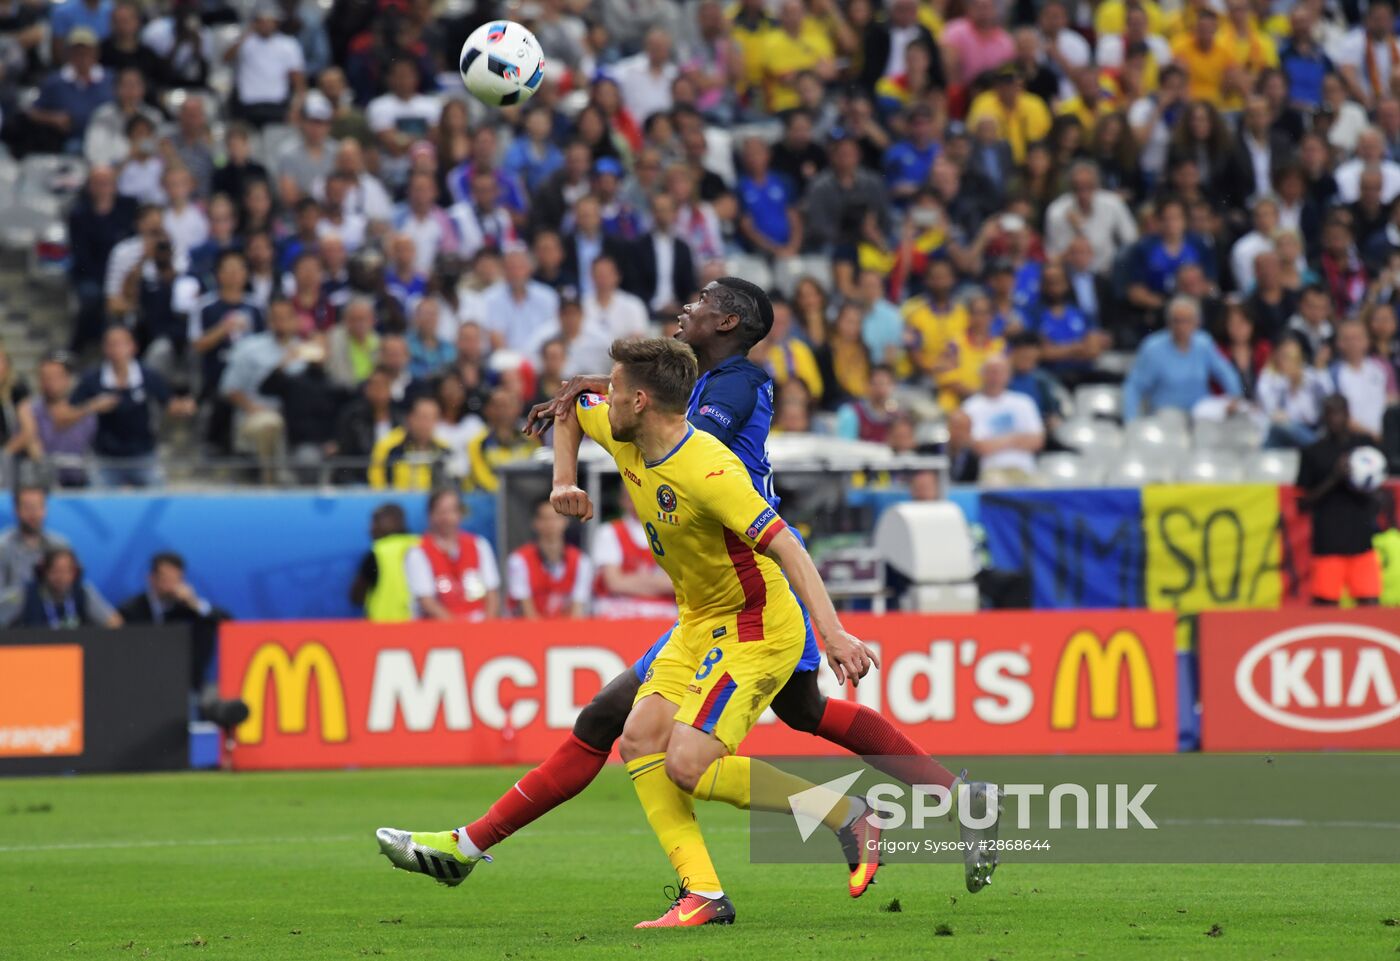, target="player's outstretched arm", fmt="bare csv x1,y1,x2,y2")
761,528,879,686
549,407,594,520
524,374,610,436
